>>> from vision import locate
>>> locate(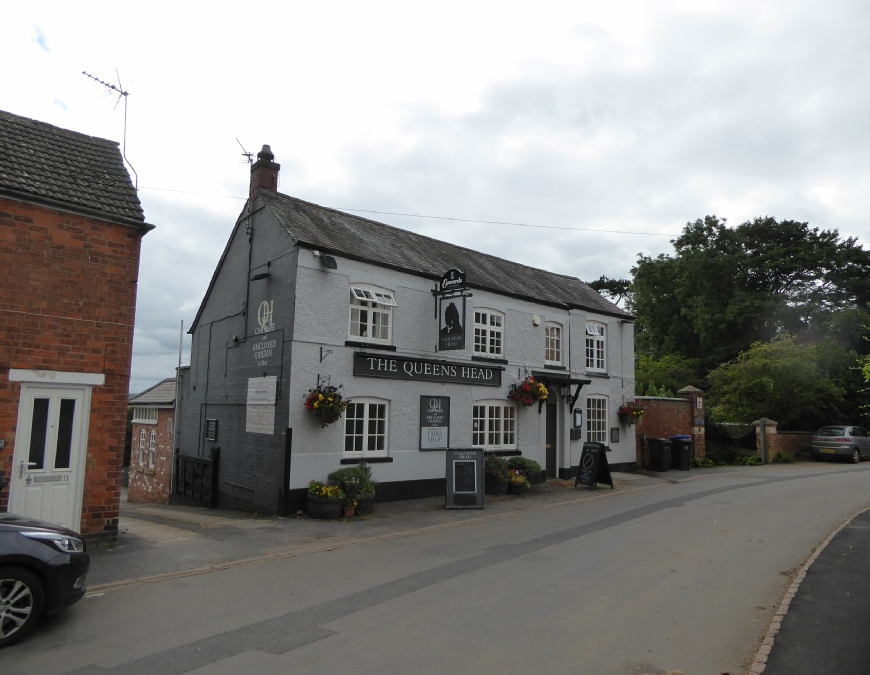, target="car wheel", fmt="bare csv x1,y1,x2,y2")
851,449,861,464
0,567,45,648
